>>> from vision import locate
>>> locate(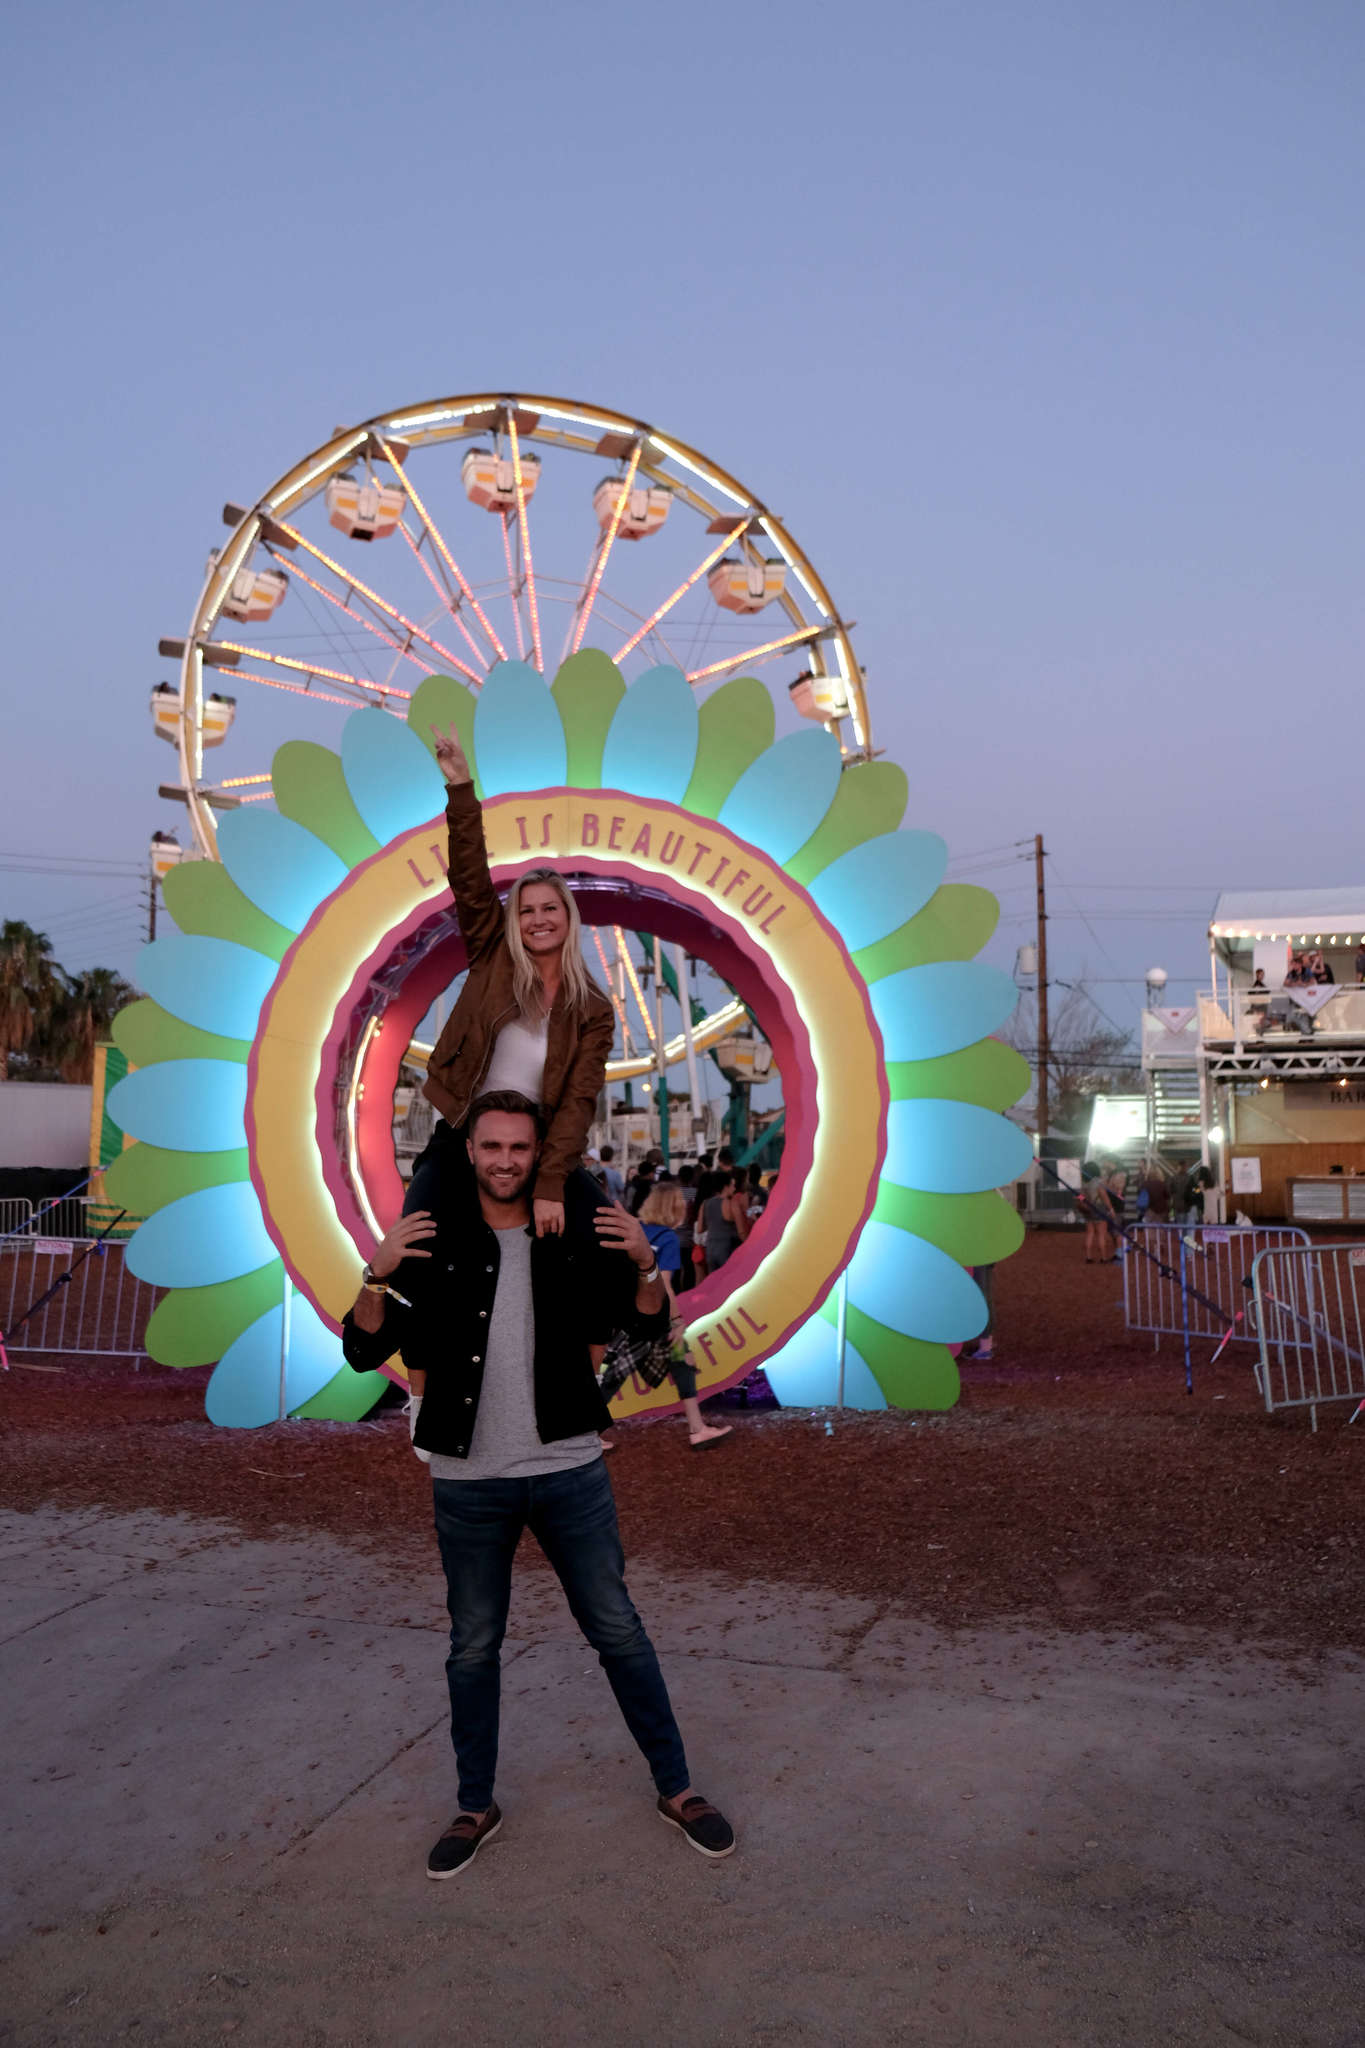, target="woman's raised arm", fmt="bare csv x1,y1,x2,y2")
432,722,504,960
